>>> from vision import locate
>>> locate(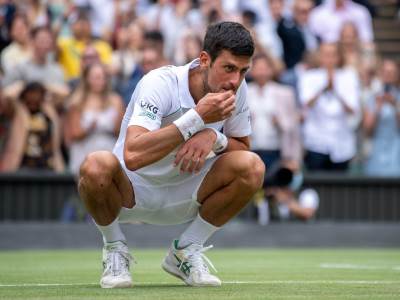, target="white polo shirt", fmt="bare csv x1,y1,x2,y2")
113,59,251,186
